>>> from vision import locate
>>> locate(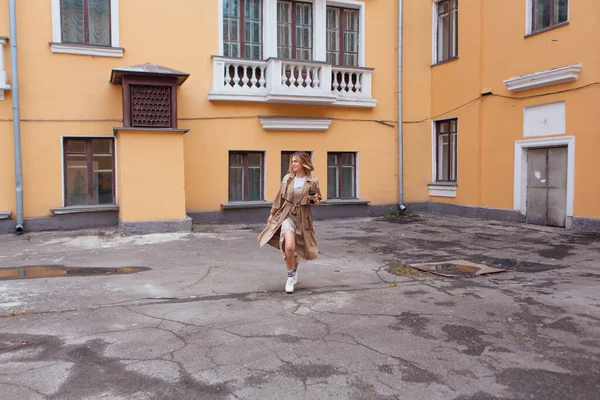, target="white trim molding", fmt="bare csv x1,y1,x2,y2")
0,37,10,100
50,0,123,57
503,63,582,92
260,116,332,131
513,136,575,220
